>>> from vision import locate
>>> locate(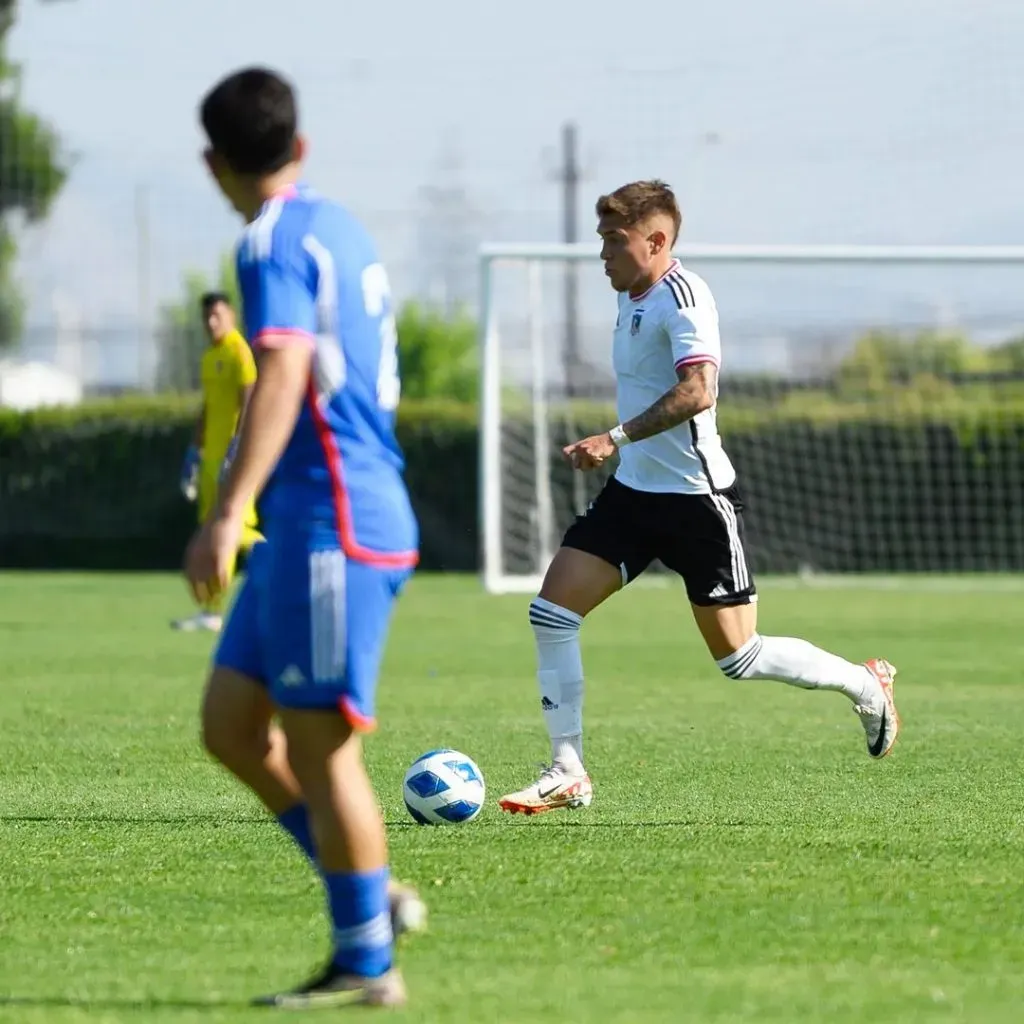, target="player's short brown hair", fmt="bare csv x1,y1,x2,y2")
595,179,682,245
